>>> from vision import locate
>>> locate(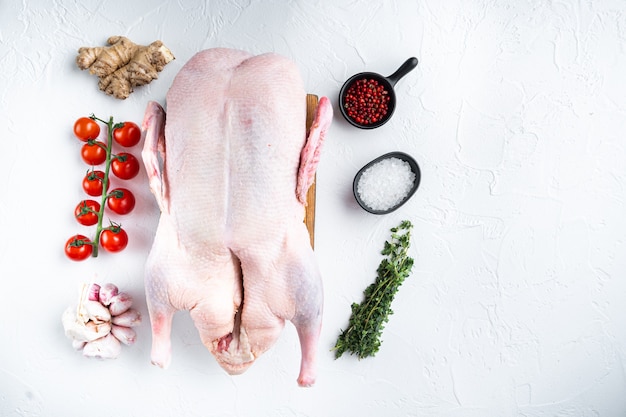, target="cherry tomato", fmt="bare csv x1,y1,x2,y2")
82,170,108,196
74,117,101,141
107,188,135,215
81,141,107,165
111,153,140,180
113,121,141,147
65,235,94,261
100,226,128,253
75,200,101,226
